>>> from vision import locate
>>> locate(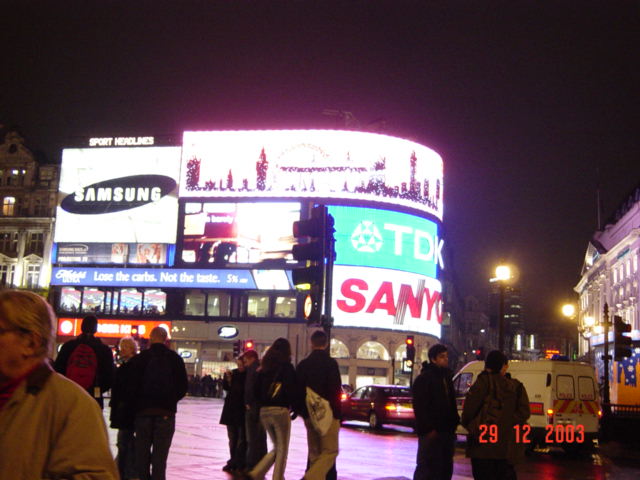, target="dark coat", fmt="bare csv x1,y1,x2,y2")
127,343,188,415
53,333,115,407
254,361,297,409
295,349,342,420
109,358,135,429
220,368,247,426
412,361,459,435
461,371,530,461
